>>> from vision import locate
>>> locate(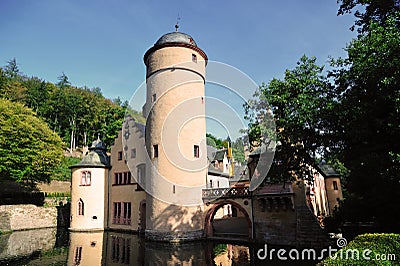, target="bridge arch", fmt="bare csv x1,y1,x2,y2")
204,200,252,239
